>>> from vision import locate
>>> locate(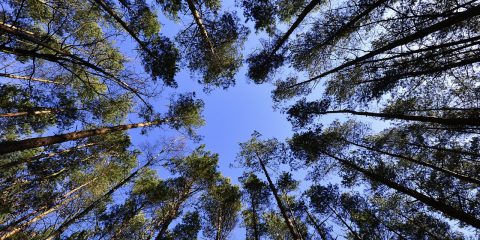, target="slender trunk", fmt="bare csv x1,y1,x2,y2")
91,0,153,56
343,139,480,185
288,5,480,88
153,183,194,240
44,156,157,240
154,215,175,240
316,109,480,126
0,73,60,84
215,210,223,240
251,195,260,240
0,119,164,155
153,201,184,240
305,210,327,240
254,151,302,240
317,0,388,49
0,109,54,118
0,180,93,239
186,0,216,55
322,151,480,229
359,53,480,85
327,205,361,240
270,0,321,54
